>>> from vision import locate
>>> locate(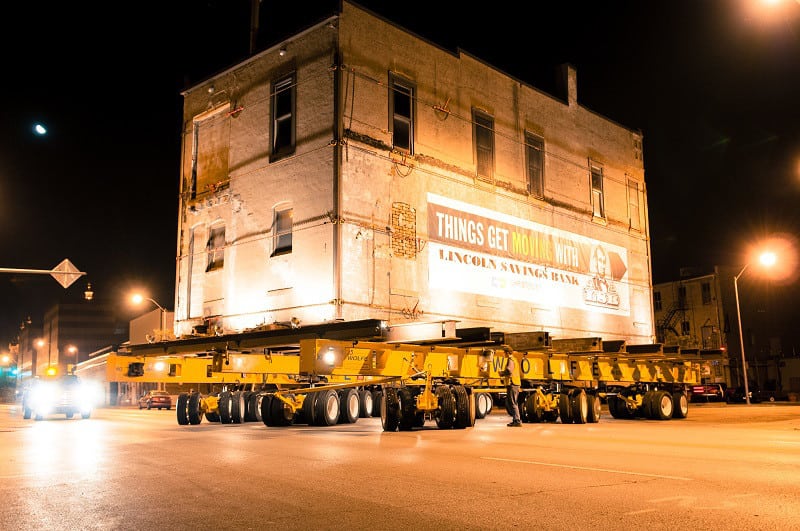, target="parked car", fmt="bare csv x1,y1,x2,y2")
689,383,725,402
138,390,172,410
726,386,780,403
